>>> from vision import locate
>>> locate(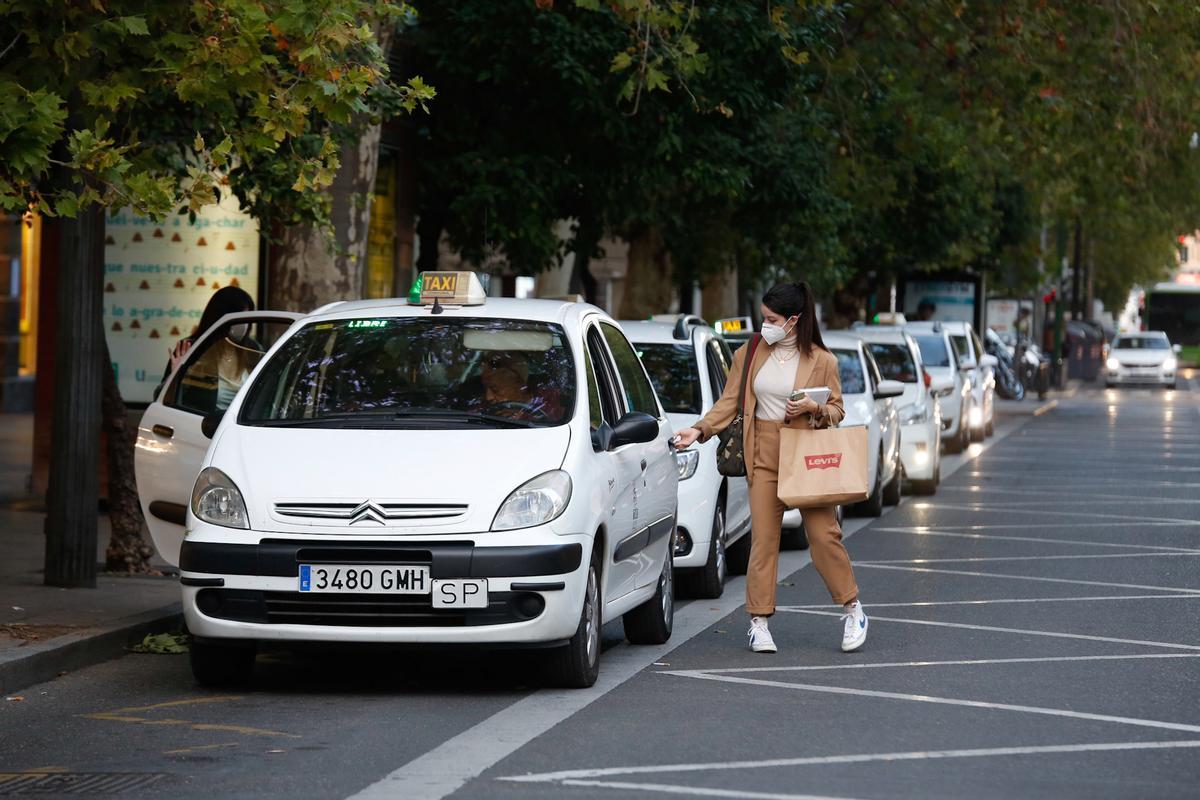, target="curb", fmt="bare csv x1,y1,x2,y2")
0,604,183,695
